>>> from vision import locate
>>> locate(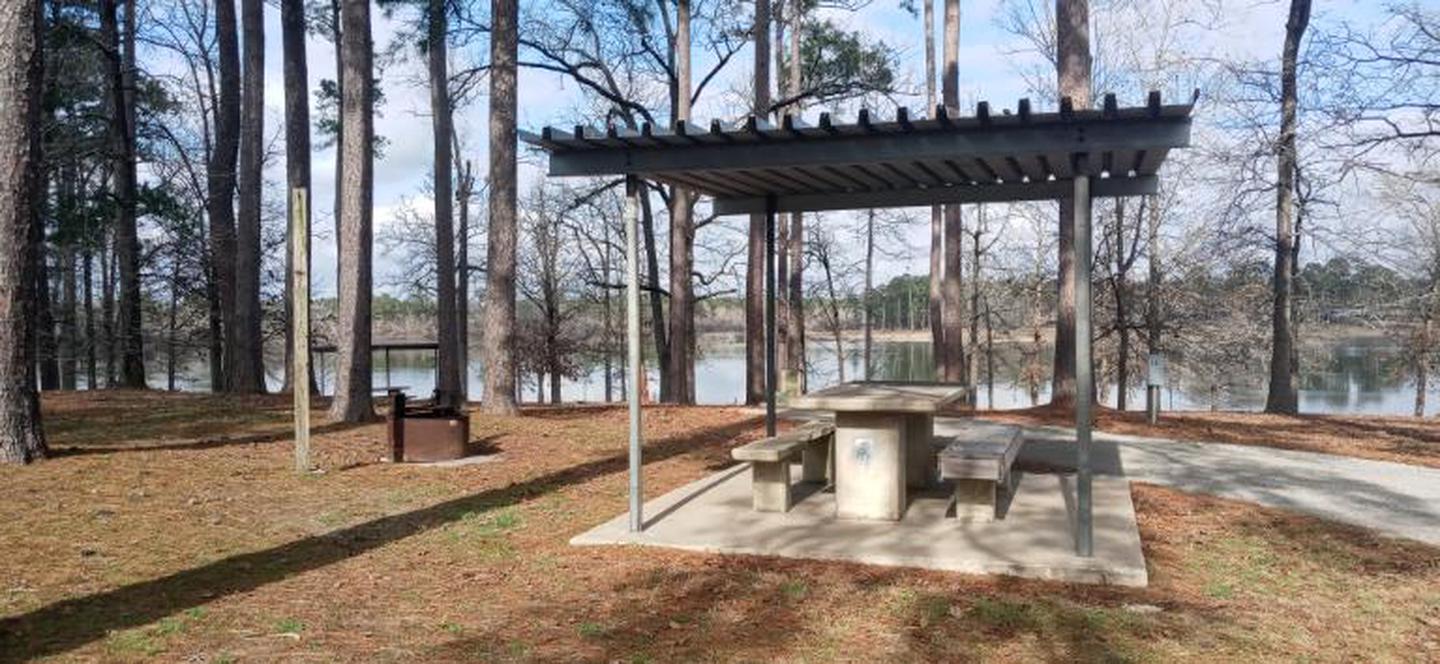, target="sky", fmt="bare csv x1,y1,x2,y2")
217,0,1384,298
